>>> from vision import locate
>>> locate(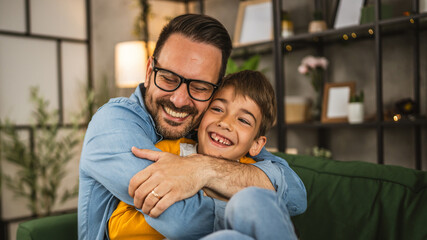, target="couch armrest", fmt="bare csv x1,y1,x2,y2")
16,213,77,240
